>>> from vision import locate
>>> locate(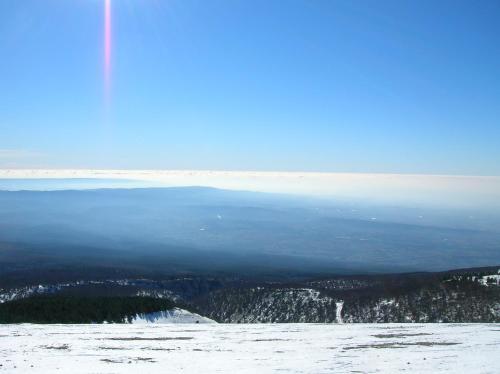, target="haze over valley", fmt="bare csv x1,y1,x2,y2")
1,177,499,285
